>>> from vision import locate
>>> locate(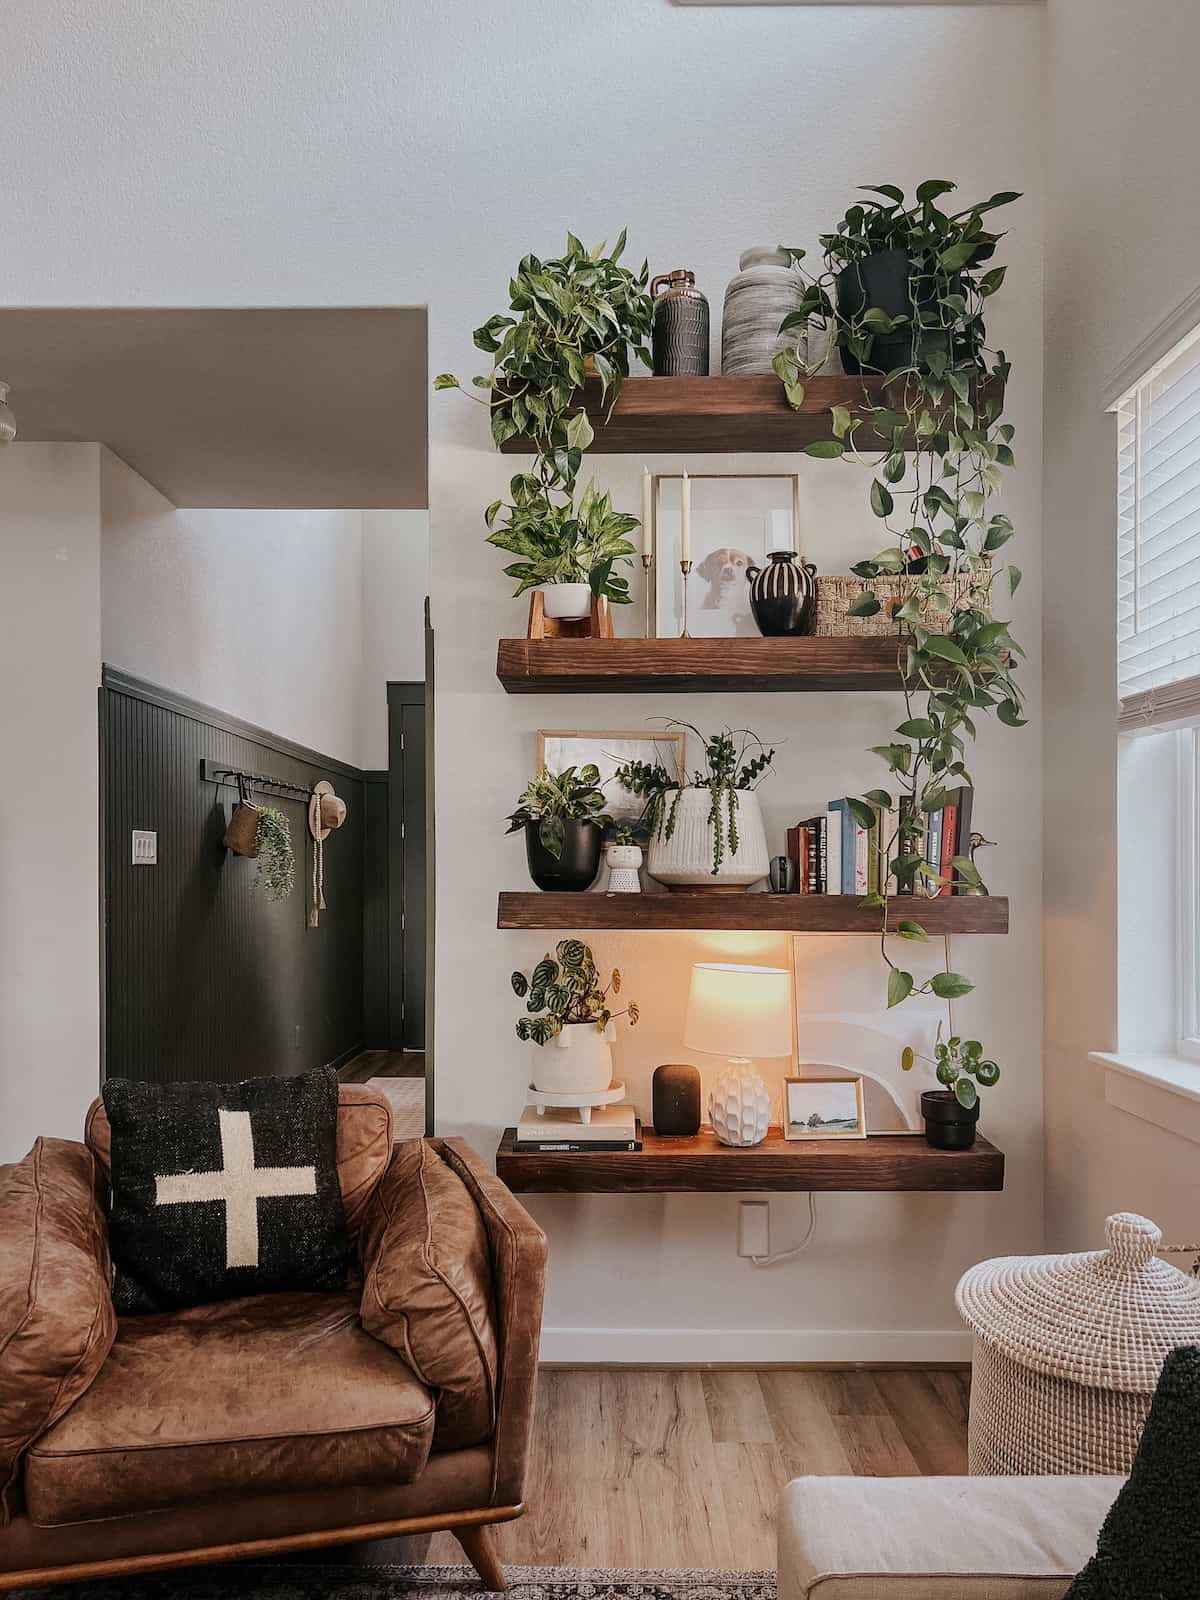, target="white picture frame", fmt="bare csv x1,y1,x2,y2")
652,473,801,639
535,729,686,825
784,1073,867,1140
